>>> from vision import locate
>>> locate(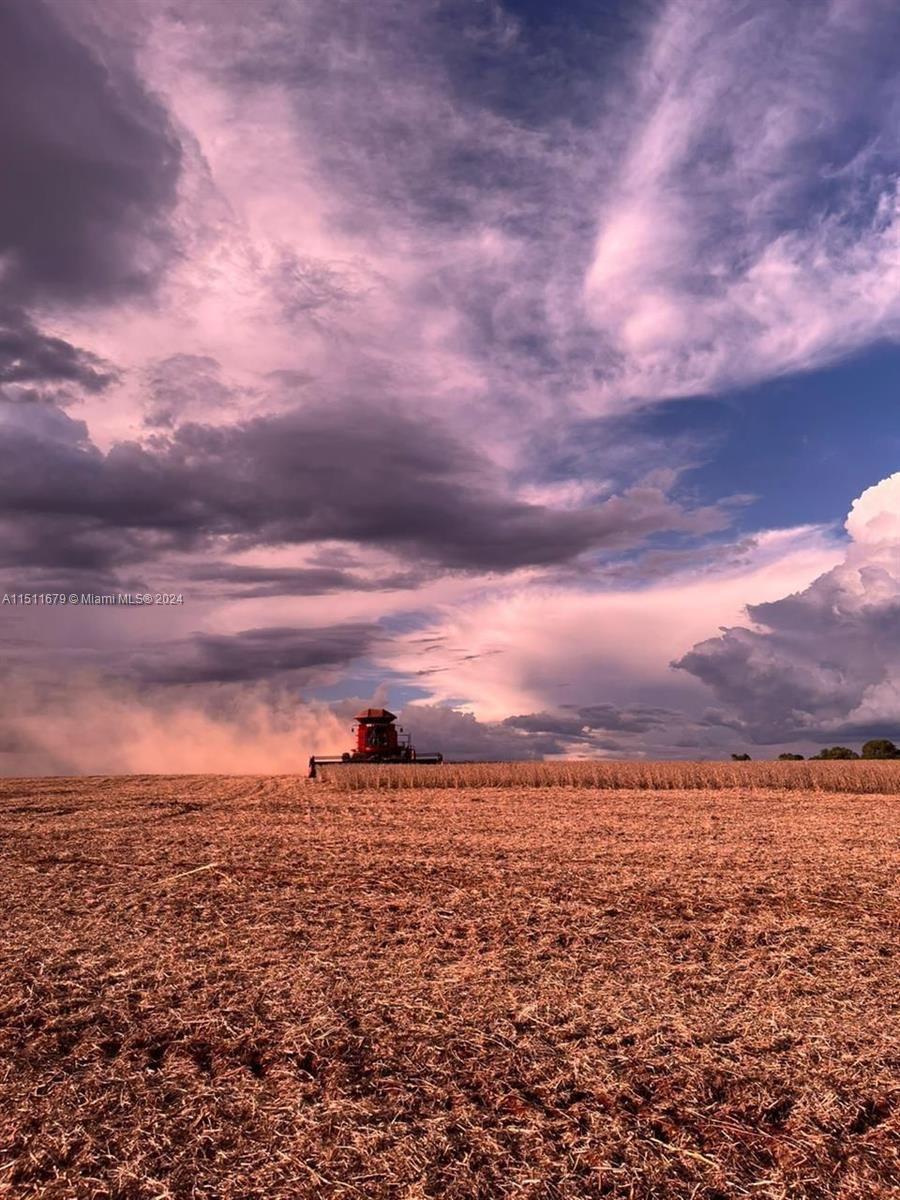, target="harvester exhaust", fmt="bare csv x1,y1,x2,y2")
308,708,443,778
